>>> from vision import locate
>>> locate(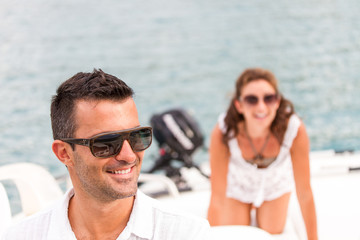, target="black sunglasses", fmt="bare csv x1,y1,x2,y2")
241,94,279,106
60,126,152,158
